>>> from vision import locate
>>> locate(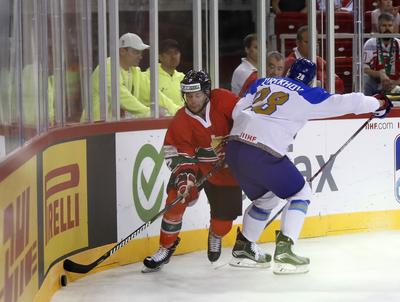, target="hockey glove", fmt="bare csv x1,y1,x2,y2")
211,135,229,162
373,93,393,118
175,172,199,206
